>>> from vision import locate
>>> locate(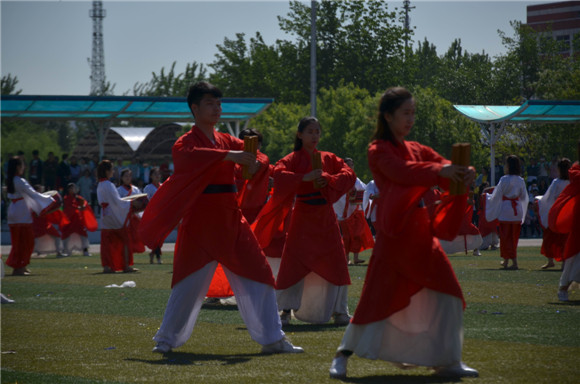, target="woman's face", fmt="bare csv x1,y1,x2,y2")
16,162,25,176
385,98,415,142
151,170,160,183
121,171,132,186
297,122,321,152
